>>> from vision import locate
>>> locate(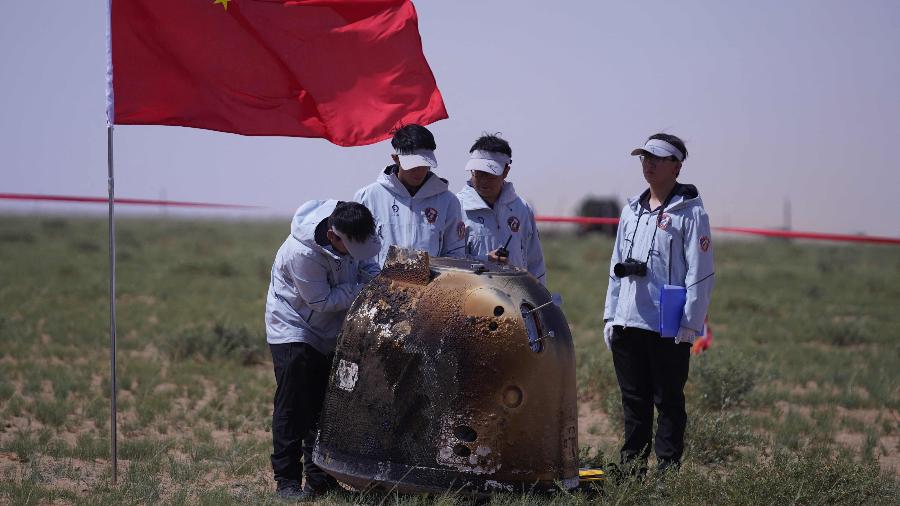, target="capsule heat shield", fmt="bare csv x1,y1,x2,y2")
314,247,579,495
